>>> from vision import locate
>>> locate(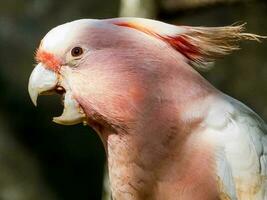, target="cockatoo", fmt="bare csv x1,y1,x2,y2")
28,18,266,200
